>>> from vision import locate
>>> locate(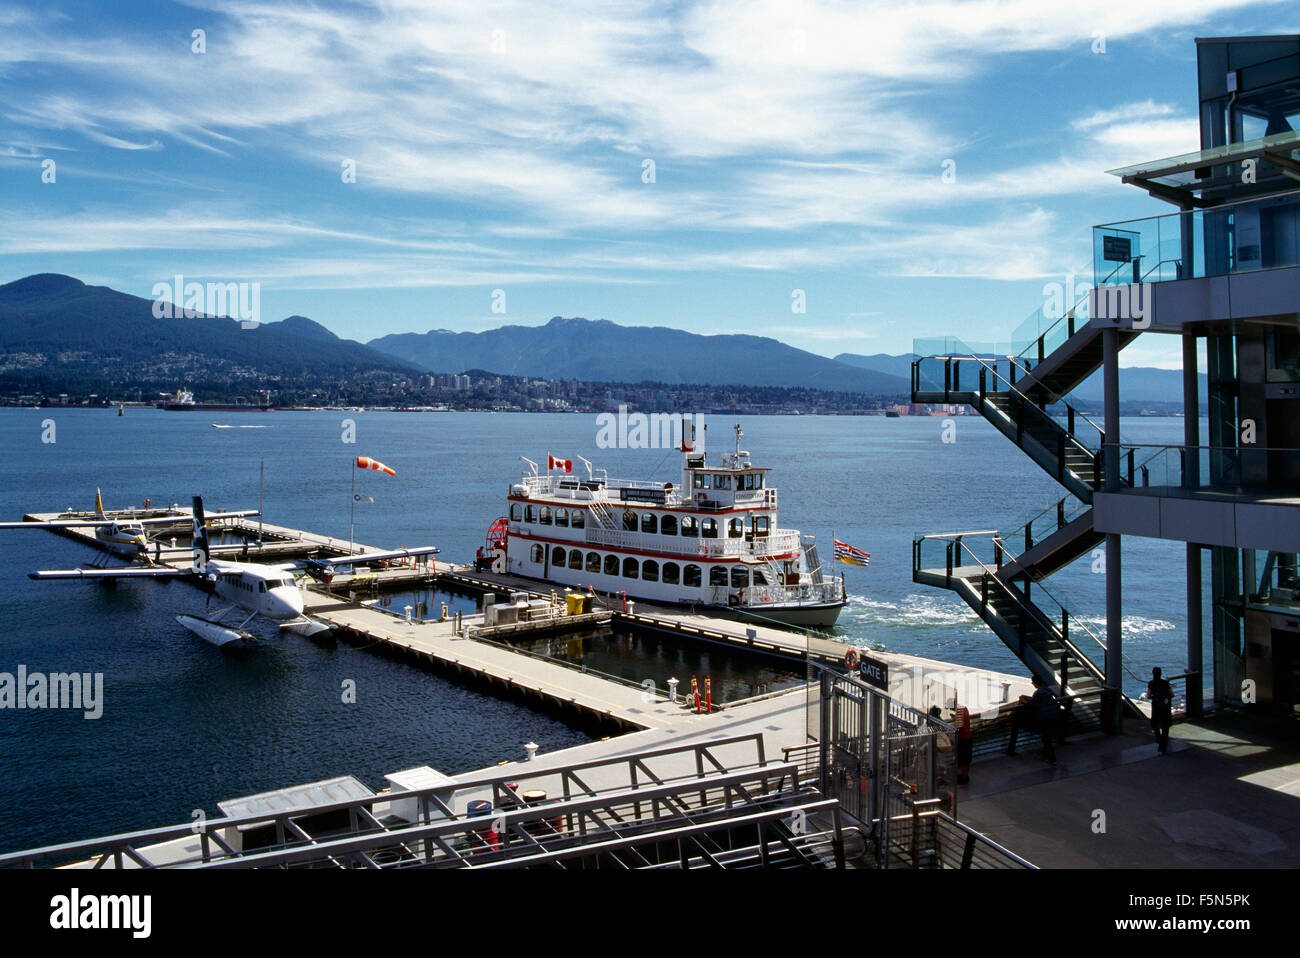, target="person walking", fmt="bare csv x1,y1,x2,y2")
1148,667,1174,754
